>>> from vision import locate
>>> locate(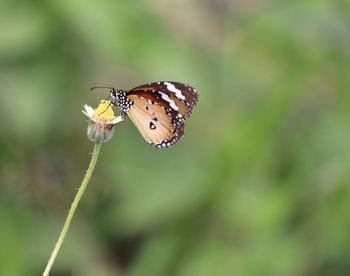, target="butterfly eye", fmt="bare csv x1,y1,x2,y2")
110,89,117,98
